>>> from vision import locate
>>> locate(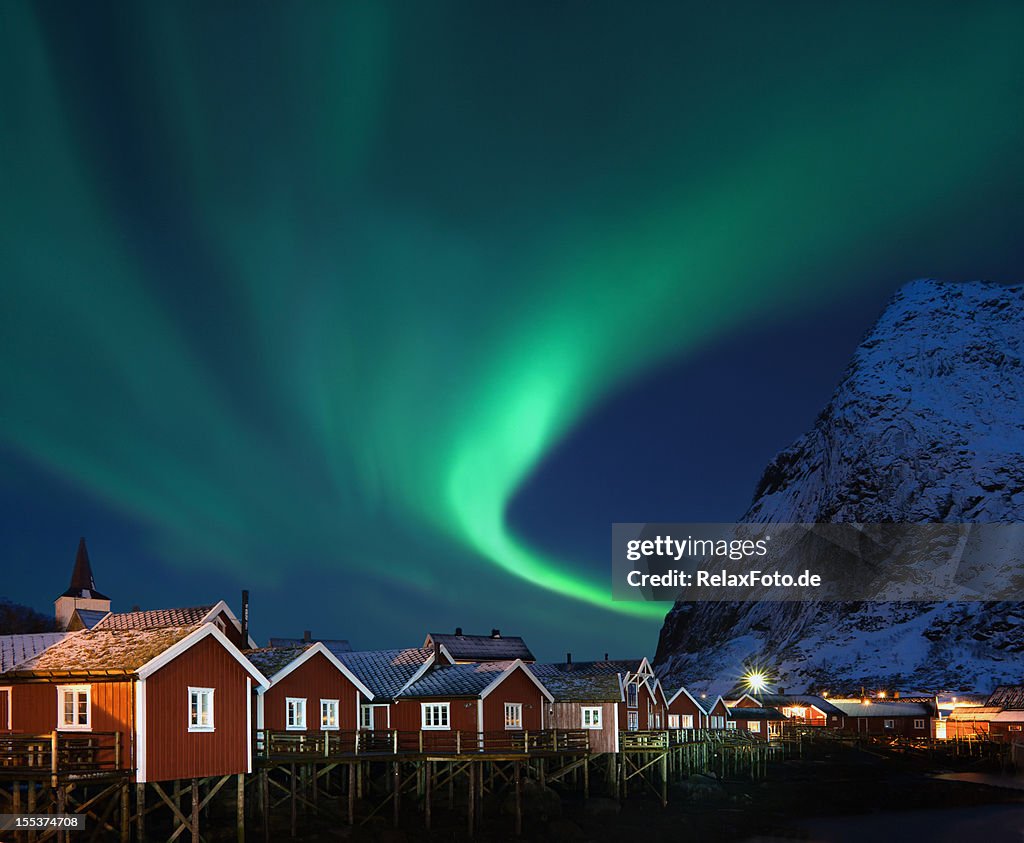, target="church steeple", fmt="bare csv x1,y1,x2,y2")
55,538,111,630
62,537,109,600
